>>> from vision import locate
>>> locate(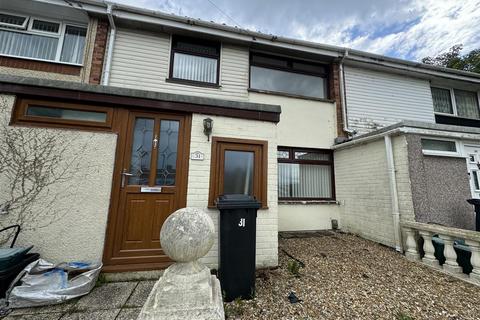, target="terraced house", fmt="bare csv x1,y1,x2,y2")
1,0,479,277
